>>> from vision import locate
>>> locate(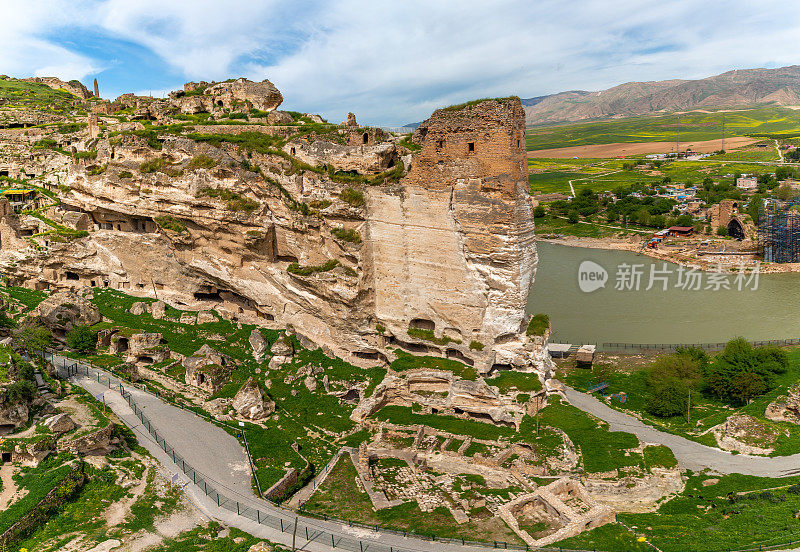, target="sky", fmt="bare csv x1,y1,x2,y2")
2,1,800,126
